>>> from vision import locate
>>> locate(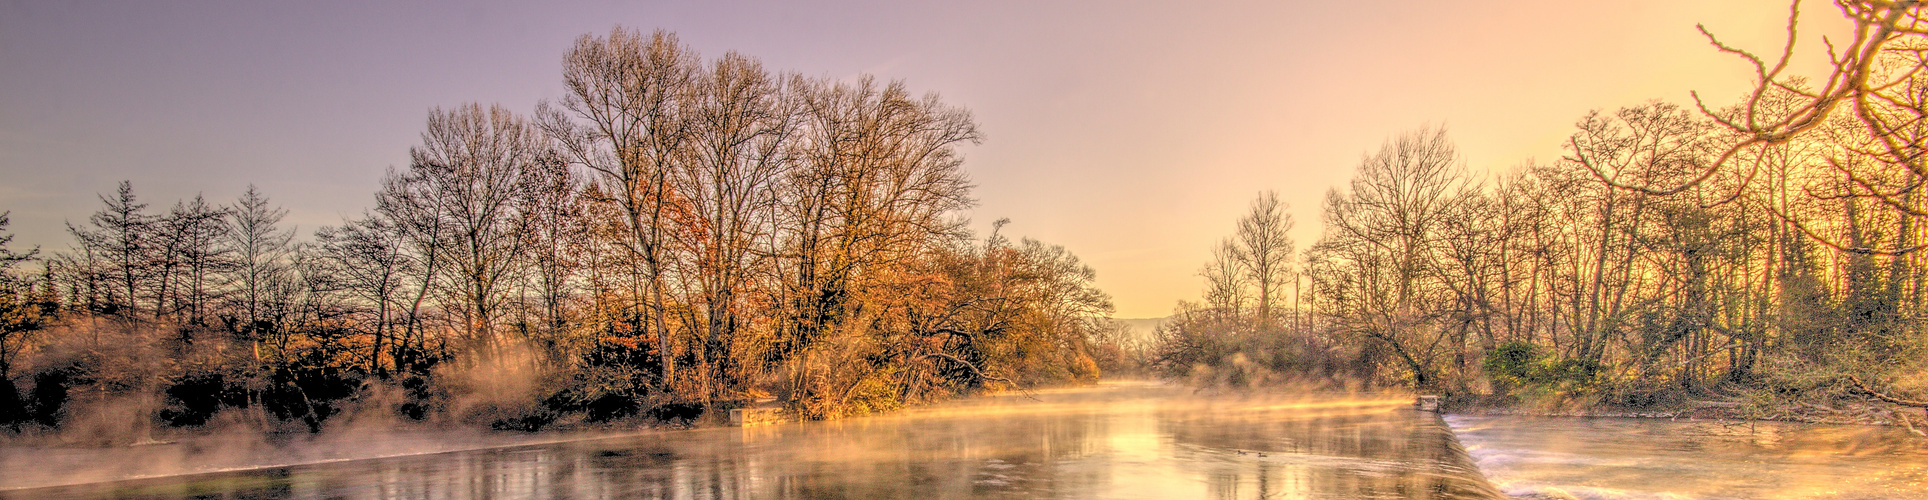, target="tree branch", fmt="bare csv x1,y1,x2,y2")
1850,375,1928,408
